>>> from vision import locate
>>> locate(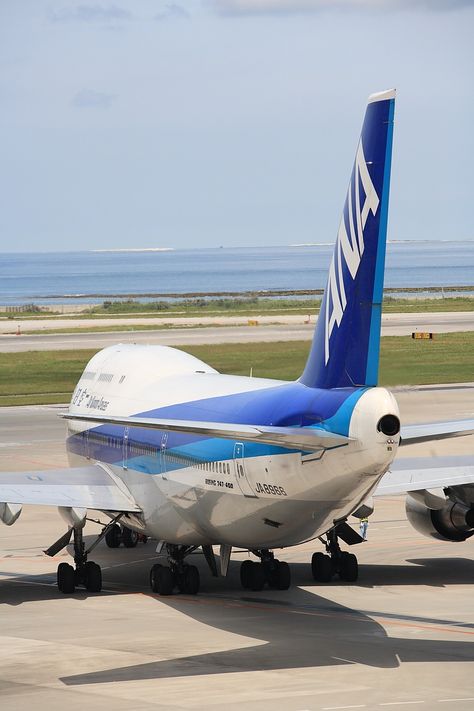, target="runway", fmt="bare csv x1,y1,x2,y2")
1,311,474,352
1,386,473,710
